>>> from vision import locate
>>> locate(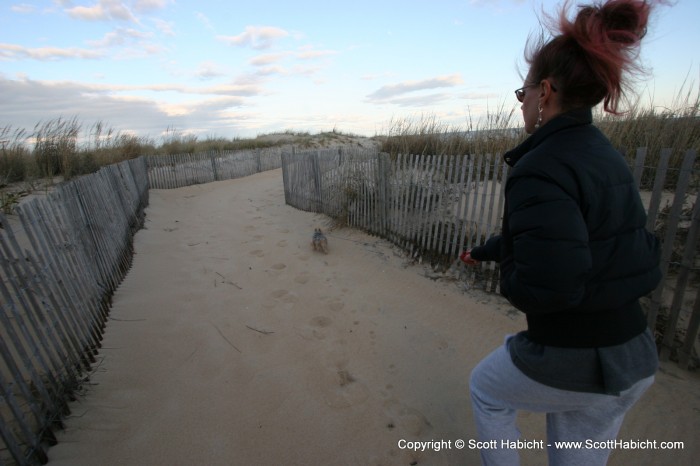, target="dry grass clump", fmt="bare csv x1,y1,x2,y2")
380,103,524,160
30,118,156,181
597,83,700,188
0,119,372,211
0,125,30,185
380,85,699,189
0,118,157,212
